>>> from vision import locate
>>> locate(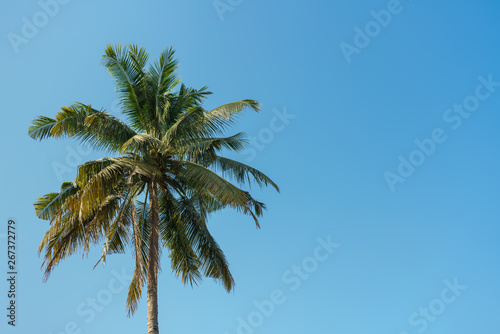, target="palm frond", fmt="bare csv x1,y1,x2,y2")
211,156,280,192
165,85,212,128
147,46,180,134
102,44,148,132
175,196,234,291
175,133,248,160
126,202,148,315
121,133,167,155
159,189,202,287
34,181,79,221
84,111,137,152
202,100,260,134
28,116,57,140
